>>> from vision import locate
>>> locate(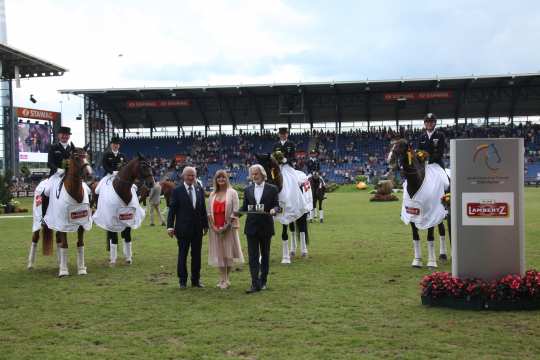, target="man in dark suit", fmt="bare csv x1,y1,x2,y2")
418,113,446,169
272,127,296,166
167,166,209,288
47,126,73,176
240,164,280,294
